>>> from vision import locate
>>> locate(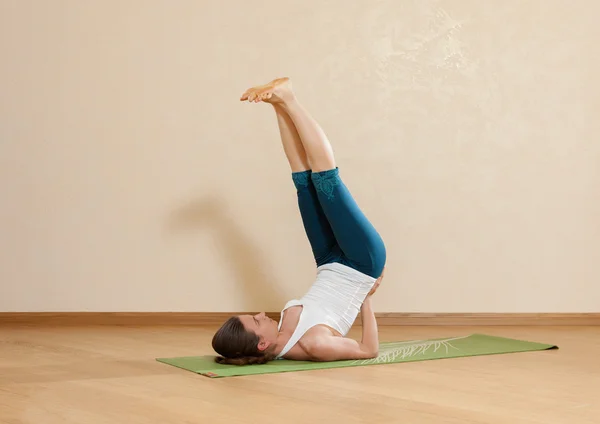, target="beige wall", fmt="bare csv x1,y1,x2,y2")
1,1,598,313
